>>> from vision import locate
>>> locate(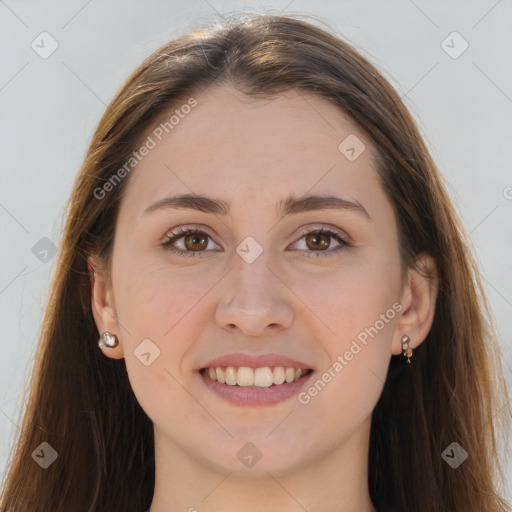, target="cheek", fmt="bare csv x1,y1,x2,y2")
113,262,214,425
114,257,211,340
294,275,397,441
292,254,401,349
111,259,201,378
291,250,401,411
